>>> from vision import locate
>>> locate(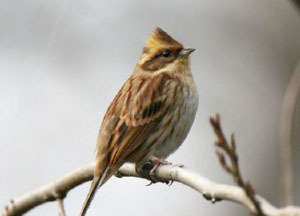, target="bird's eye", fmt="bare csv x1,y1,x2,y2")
162,50,171,58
